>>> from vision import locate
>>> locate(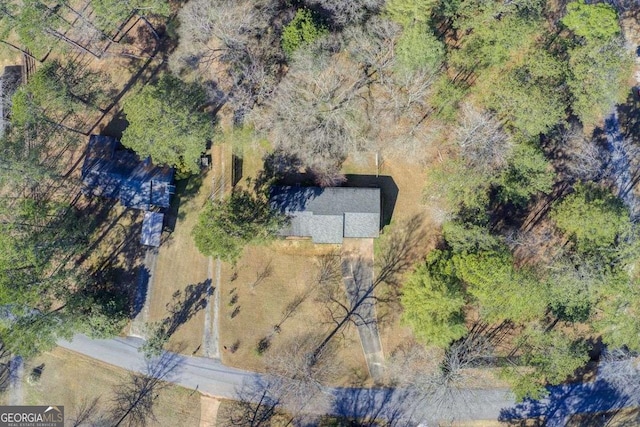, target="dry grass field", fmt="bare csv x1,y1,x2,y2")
191,140,447,385
218,241,370,385
208,143,443,385
3,347,201,426
342,153,443,378
147,169,214,355
567,408,640,427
